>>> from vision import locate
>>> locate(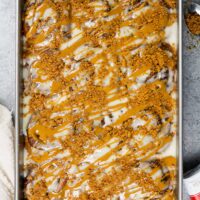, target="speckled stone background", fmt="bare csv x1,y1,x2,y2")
0,0,199,199
0,0,15,111
182,10,200,200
